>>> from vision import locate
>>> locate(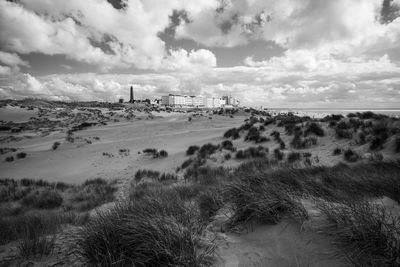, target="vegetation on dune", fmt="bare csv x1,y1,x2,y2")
198,143,219,158
142,148,168,158
304,122,325,137
225,175,308,226
5,156,14,162
198,188,224,221
77,188,215,267
343,148,359,162
21,189,63,209
221,140,235,151
318,200,400,266
236,146,268,159
223,127,240,139
187,145,200,156
52,141,61,150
